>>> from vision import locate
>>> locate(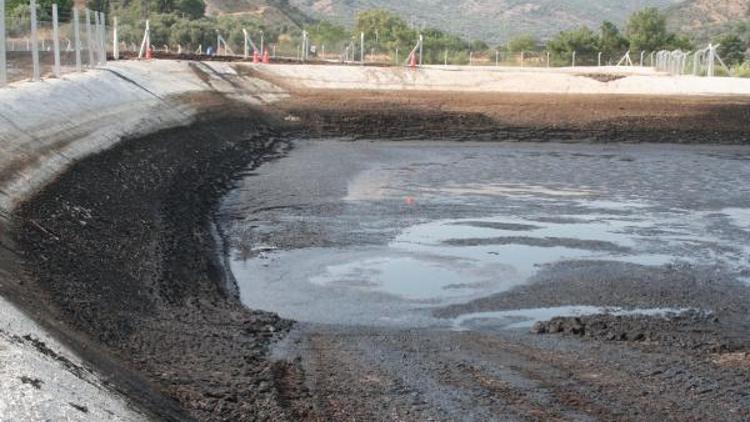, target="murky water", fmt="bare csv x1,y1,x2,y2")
220,140,750,327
